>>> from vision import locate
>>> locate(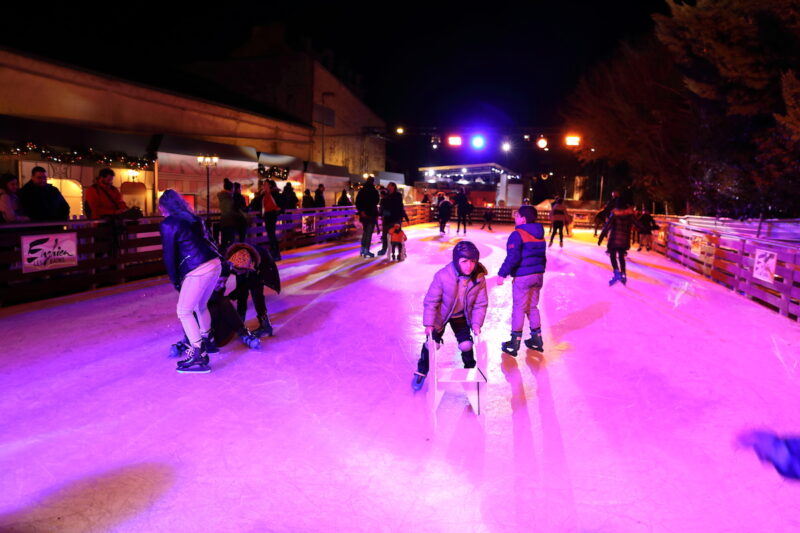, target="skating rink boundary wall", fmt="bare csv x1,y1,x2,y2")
651,216,800,322
0,204,432,306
